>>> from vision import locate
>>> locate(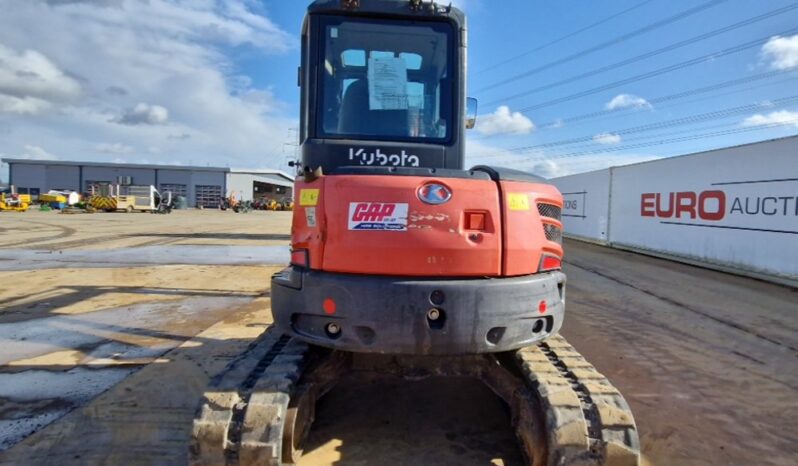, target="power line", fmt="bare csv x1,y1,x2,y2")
512,119,798,163
484,3,798,107
525,96,798,150
534,67,798,128
474,0,658,75
531,114,798,154
467,120,798,170
513,27,798,114
473,95,798,157
474,0,730,94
